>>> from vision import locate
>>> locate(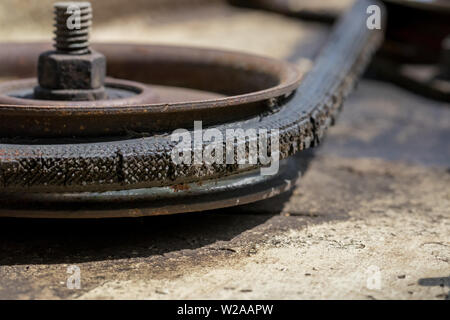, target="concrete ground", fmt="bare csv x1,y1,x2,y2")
0,0,448,299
